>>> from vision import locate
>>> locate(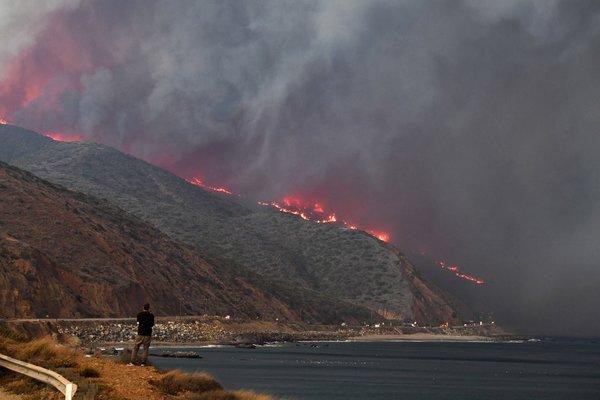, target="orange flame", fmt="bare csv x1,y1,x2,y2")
7,124,482,286
259,196,390,242
368,230,390,242
188,177,234,195
437,260,485,285
43,131,83,142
